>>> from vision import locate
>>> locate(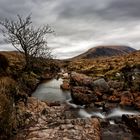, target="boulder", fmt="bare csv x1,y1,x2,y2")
60,80,70,90
93,78,110,93
70,72,93,87
71,86,98,105
70,72,110,93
